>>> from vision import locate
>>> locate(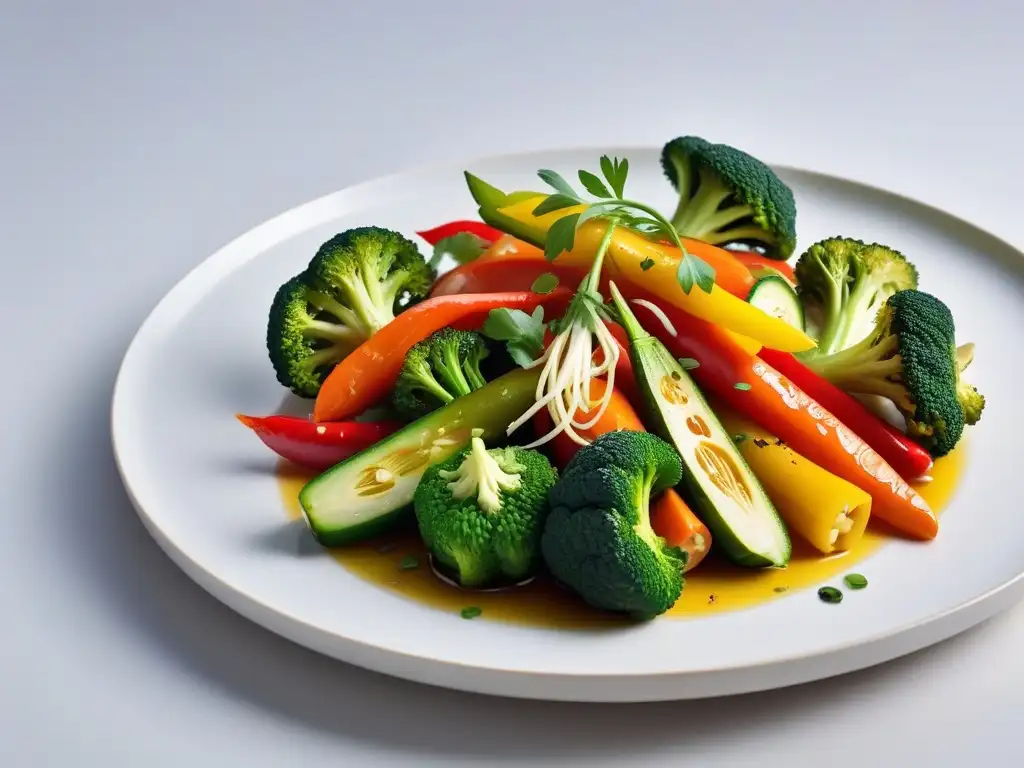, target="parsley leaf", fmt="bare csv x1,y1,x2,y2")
531,273,559,294
428,232,488,269
676,253,717,295
600,155,629,198
640,258,656,271
545,212,580,261
578,170,612,199
532,193,580,217
537,169,579,199
482,306,546,368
